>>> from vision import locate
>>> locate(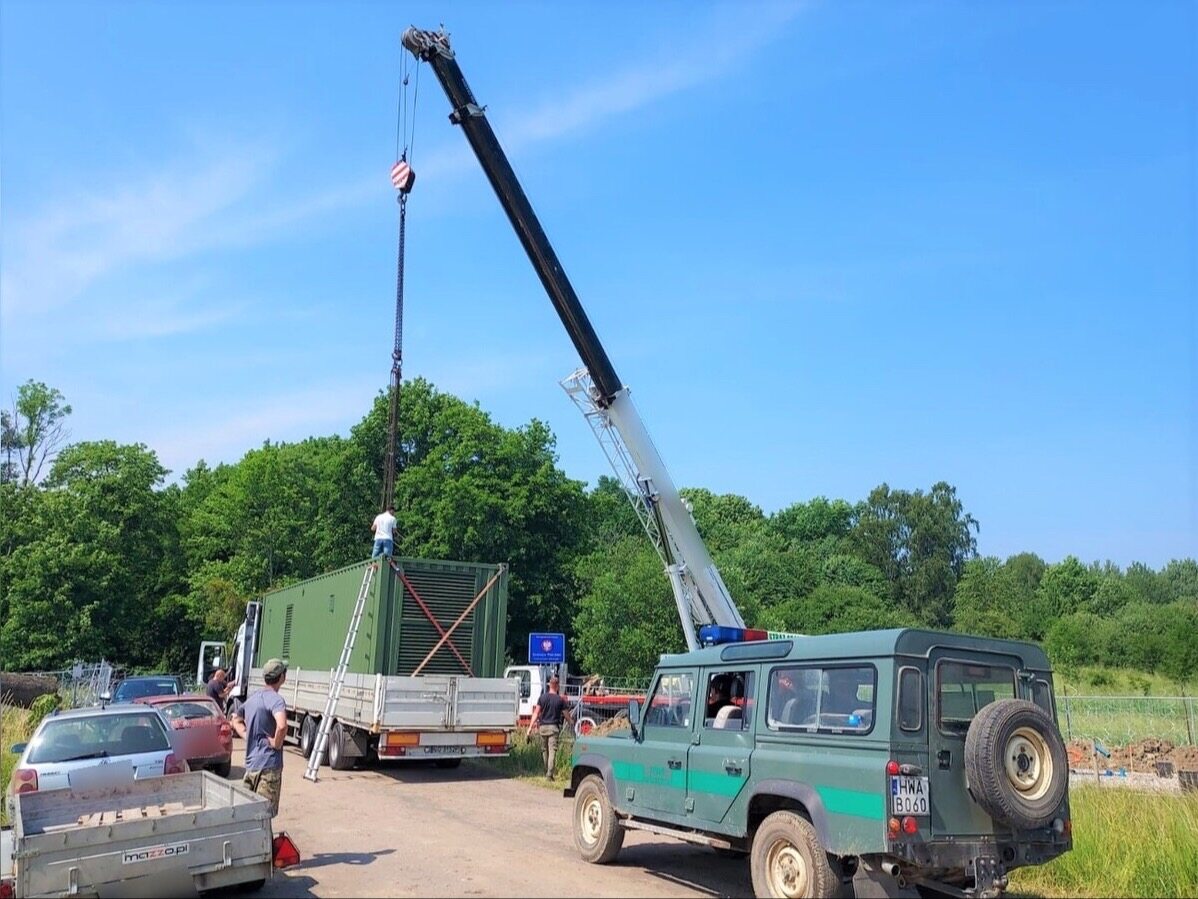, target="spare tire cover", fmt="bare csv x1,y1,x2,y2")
964,698,1068,830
